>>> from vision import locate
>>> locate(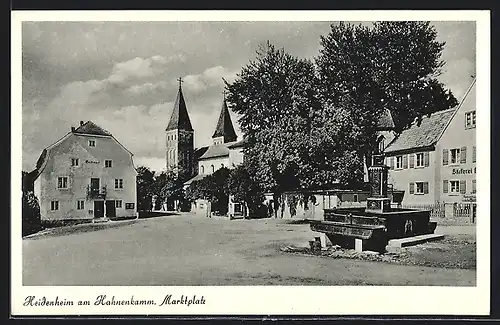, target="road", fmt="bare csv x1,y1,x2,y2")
22,214,476,286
